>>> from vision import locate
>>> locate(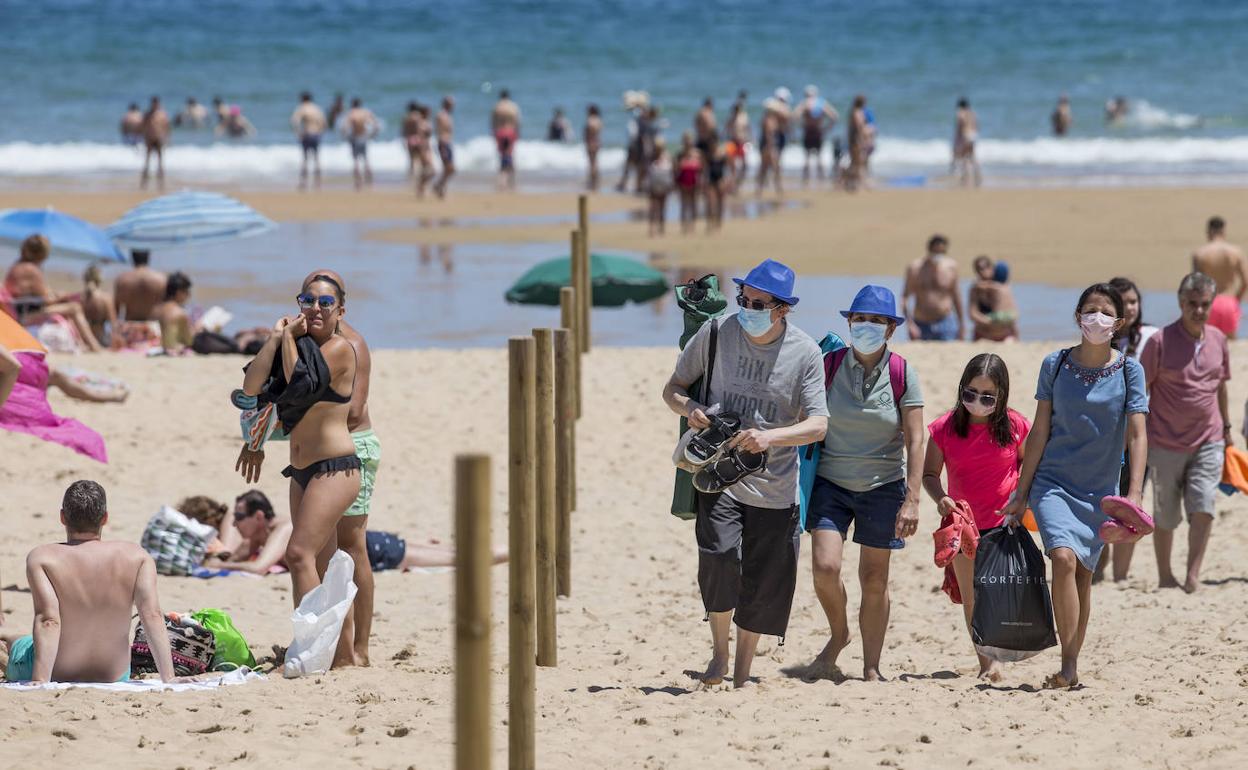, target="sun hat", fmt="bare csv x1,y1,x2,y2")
733,259,799,305
840,285,904,323
774,86,792,103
